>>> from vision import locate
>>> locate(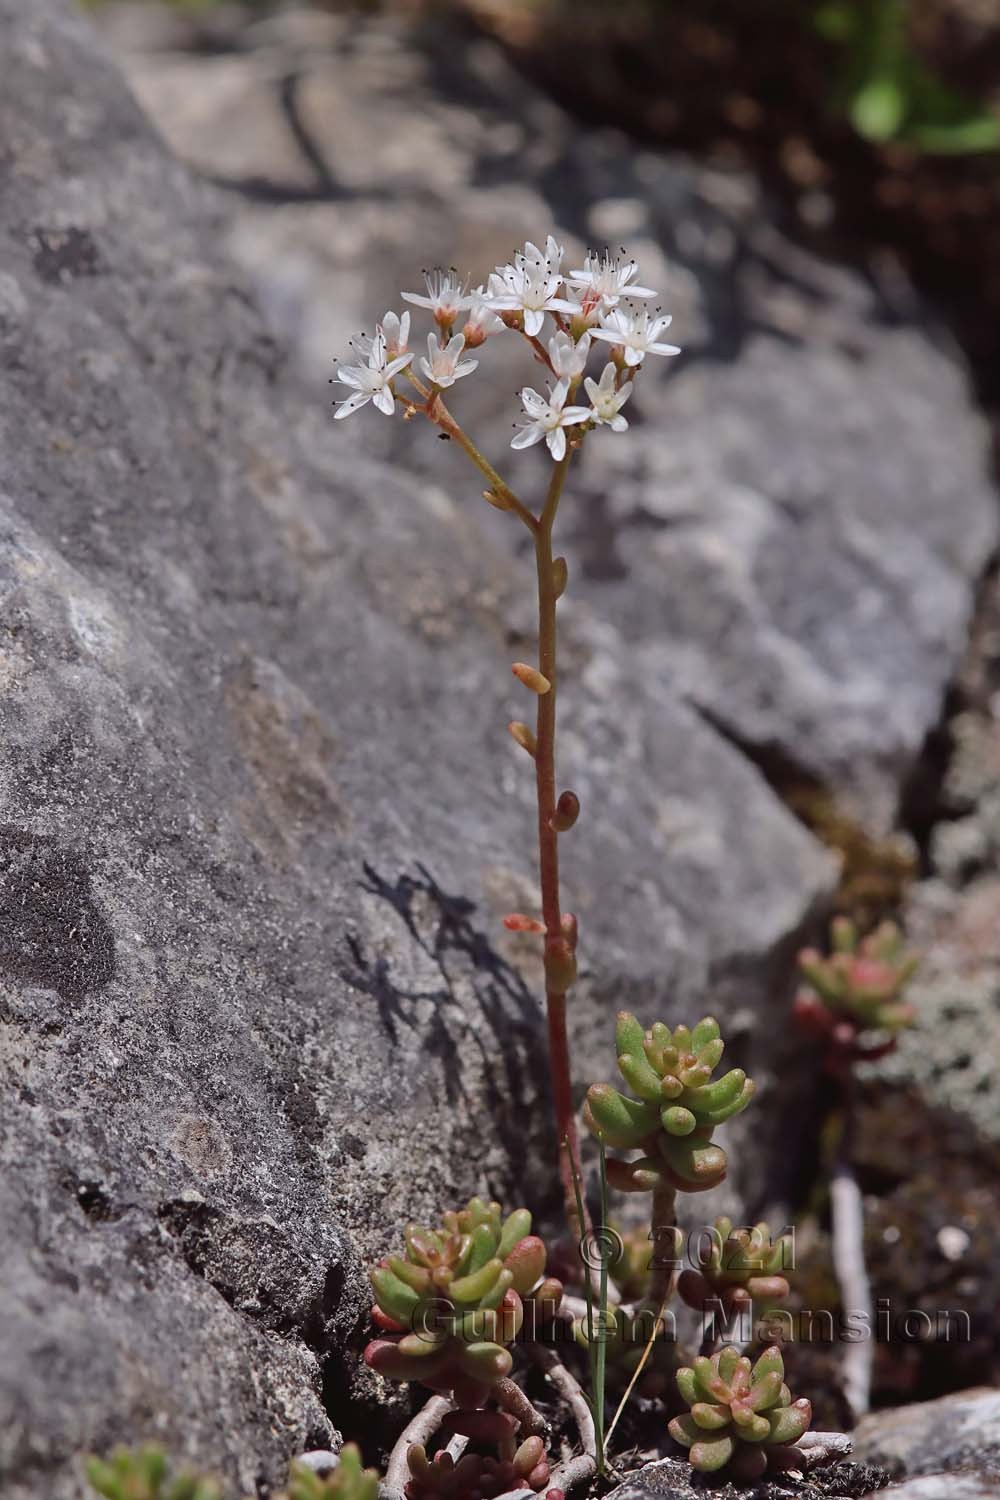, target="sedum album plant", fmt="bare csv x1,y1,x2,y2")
364,1196,562,1418
668,1345,812,1481
332,236,679,1227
